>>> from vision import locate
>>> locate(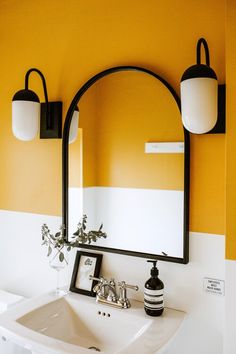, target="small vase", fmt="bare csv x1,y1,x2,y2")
49,247,68,296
